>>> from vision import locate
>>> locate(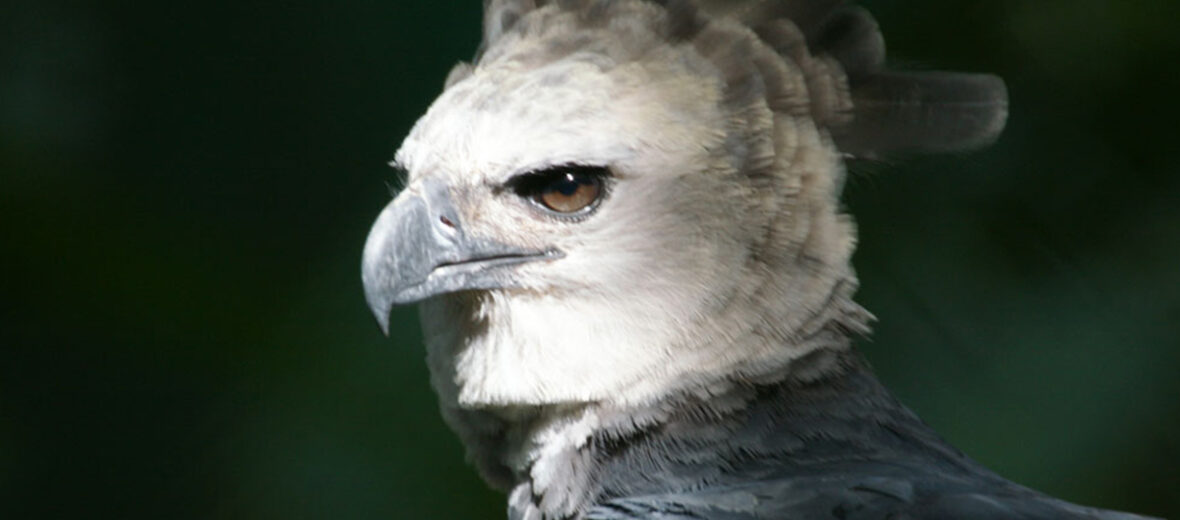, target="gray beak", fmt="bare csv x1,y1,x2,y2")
361,179,559,334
